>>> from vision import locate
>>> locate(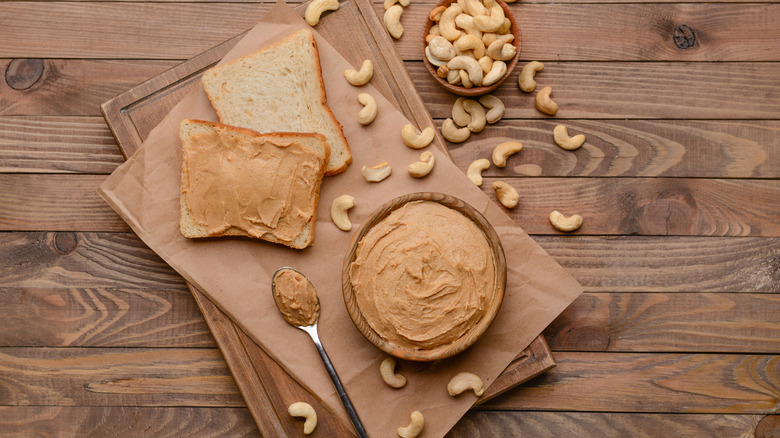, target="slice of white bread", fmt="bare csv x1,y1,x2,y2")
179,119,330,249
201,28,351,176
